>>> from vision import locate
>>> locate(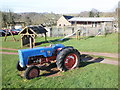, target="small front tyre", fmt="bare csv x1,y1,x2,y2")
24,66,40,80
16,61,26,71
